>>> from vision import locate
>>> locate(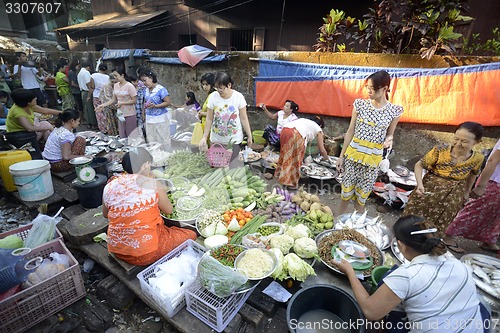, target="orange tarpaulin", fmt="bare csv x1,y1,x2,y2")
254,61,500,126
